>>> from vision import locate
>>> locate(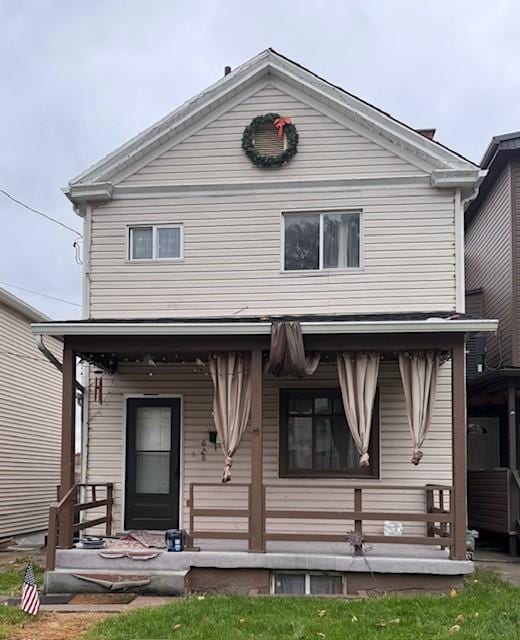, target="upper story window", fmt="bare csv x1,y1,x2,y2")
283,211,361,271
129,225,183,261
